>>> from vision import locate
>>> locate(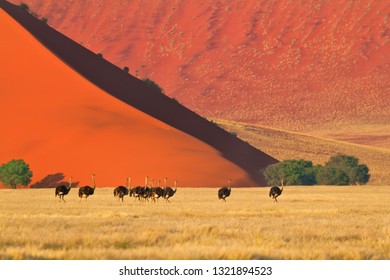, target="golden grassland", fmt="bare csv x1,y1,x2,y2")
0,187,389,260
214,119,390,185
